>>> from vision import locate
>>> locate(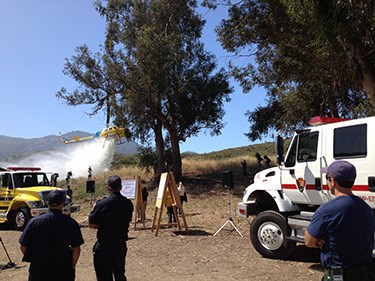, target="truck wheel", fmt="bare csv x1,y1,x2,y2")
12,208,30,231
250,210,296,259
